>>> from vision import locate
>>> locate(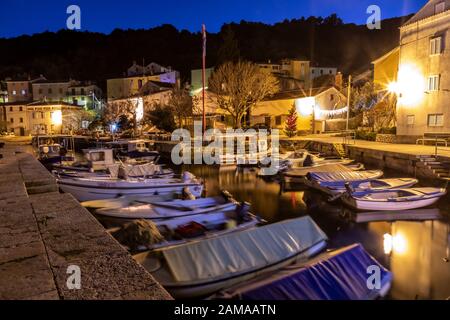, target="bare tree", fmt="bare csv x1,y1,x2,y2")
167,88,194,128
209,61,279,128
103,98,138,134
